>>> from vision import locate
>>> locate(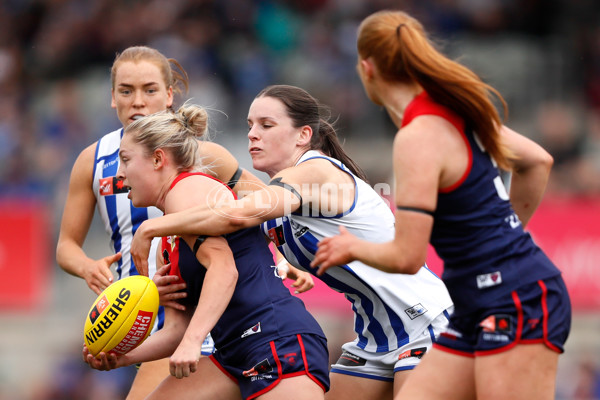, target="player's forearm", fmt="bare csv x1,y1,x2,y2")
56,240,93,278
140,203,259,241
145,206,230,239
187,260,238,343
351,240,423,274
120,325,184,367
510,158,552,227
